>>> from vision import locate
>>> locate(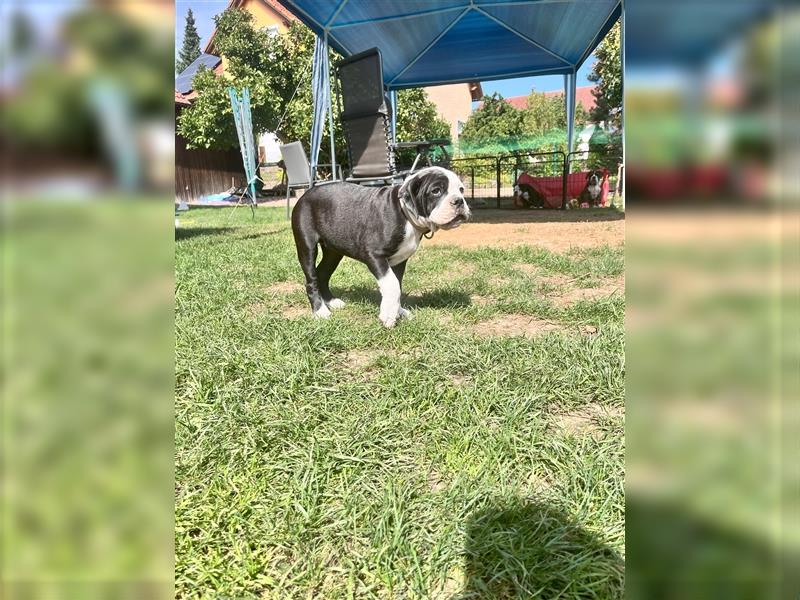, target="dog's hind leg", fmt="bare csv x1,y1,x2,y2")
317,246,345,310
294,231,330,318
